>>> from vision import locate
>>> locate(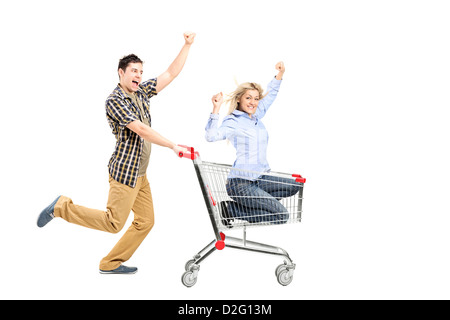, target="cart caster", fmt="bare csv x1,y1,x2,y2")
182,263,200,288
185,259,196,271
275,261,295,286
277,269,293,286
275,263,287,277
181,271,197,287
